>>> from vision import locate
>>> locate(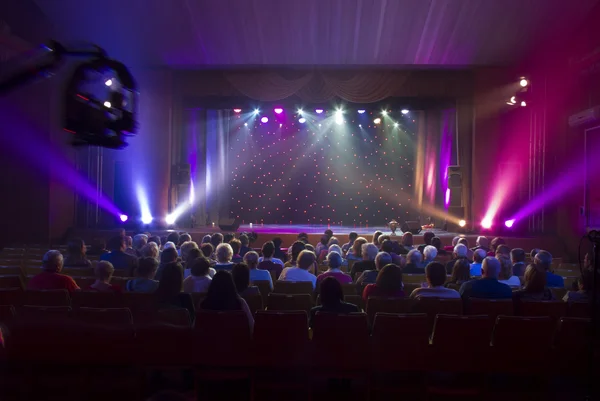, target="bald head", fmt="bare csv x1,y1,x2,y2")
482,257,501,279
